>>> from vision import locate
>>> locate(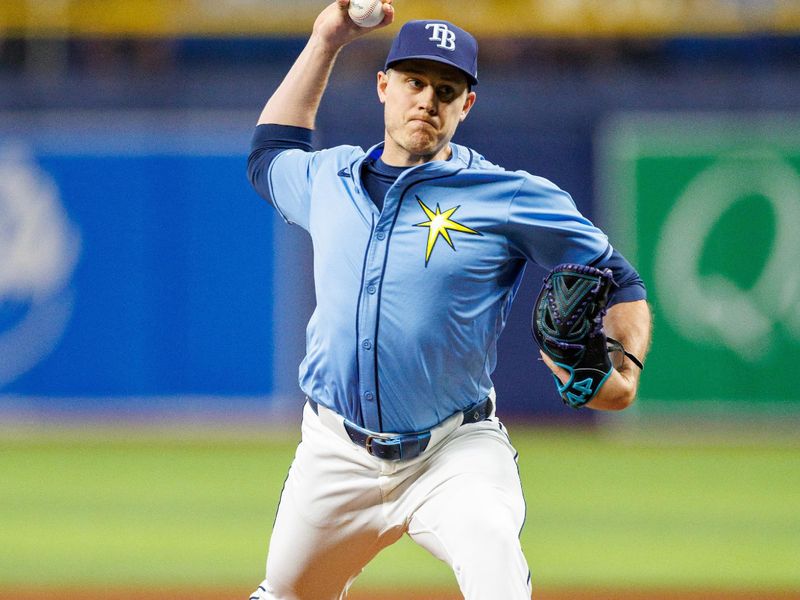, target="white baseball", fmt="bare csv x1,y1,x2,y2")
348,0,384,28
